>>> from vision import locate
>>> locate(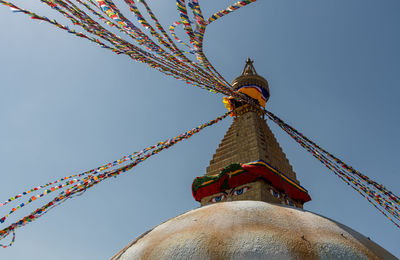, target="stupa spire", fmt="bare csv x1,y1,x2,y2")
191,59,311,208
